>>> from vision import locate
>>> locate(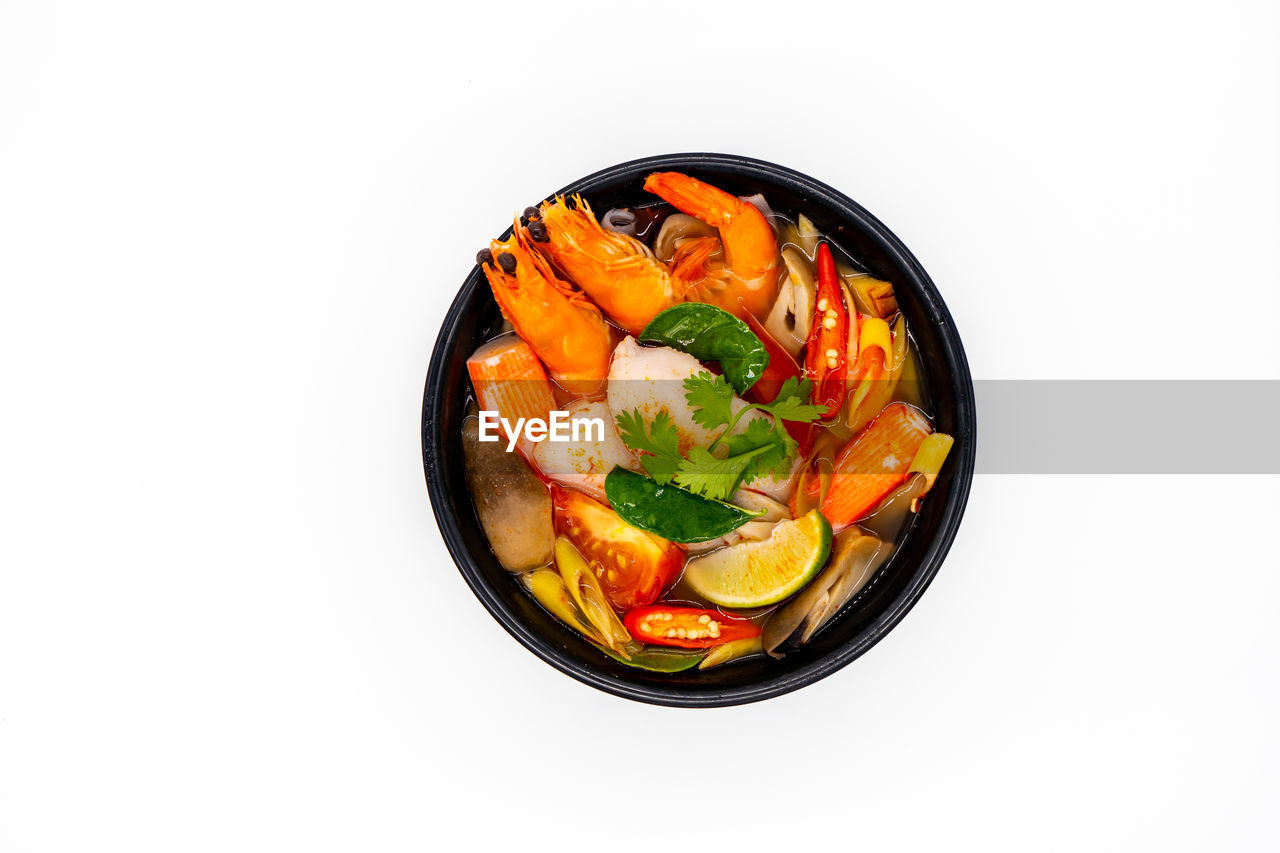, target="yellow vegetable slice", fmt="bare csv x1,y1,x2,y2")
698,636,765,670
522,568,602,644
908,433,955,492
554,537,631,657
